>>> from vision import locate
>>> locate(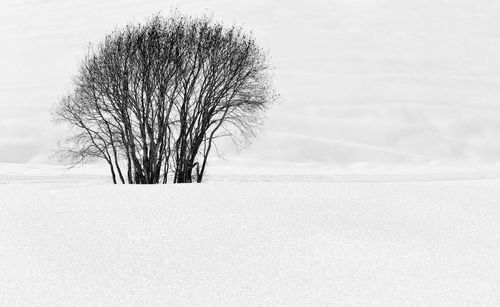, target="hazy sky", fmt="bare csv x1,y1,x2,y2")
2,0,500,166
